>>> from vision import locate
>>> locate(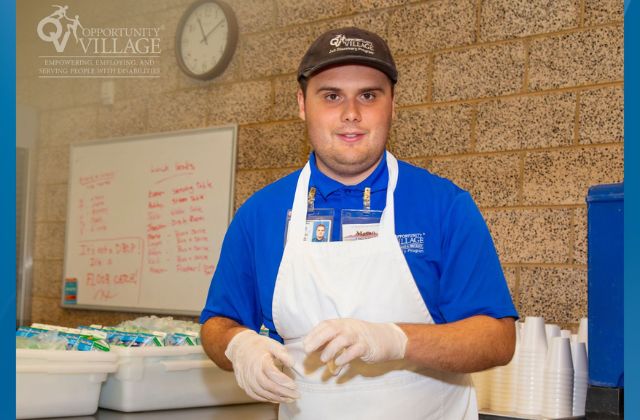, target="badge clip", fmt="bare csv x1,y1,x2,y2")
363,187,371,211
308,186,316,211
